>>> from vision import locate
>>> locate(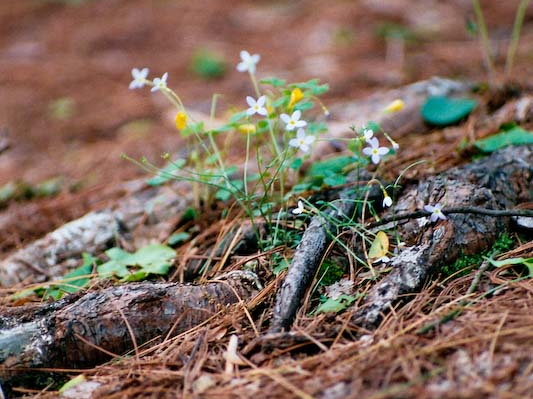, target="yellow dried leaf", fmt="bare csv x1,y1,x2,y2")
368,231,389,260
